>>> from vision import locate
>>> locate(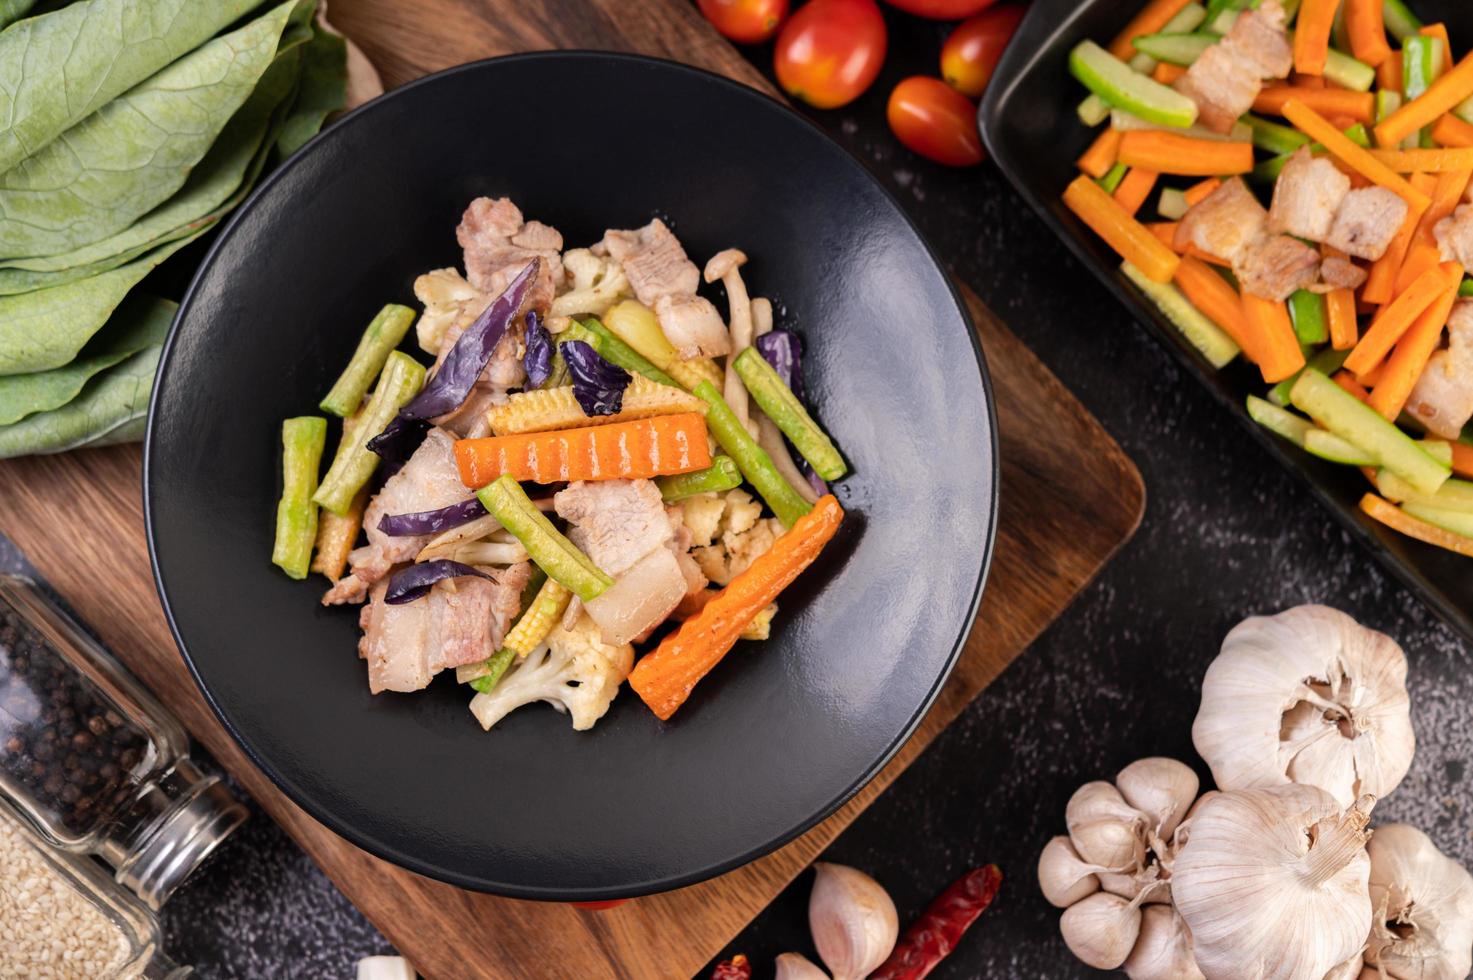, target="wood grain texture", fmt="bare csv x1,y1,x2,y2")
0,3,1144,977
